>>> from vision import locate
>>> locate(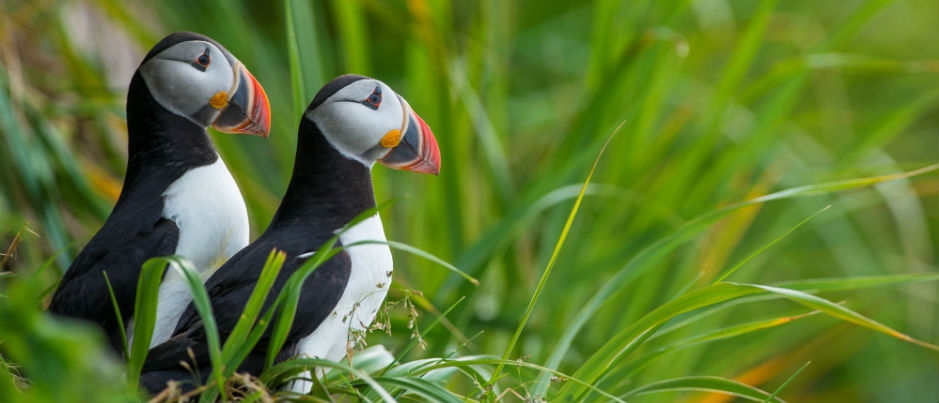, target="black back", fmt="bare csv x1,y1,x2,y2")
48,62,219,352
